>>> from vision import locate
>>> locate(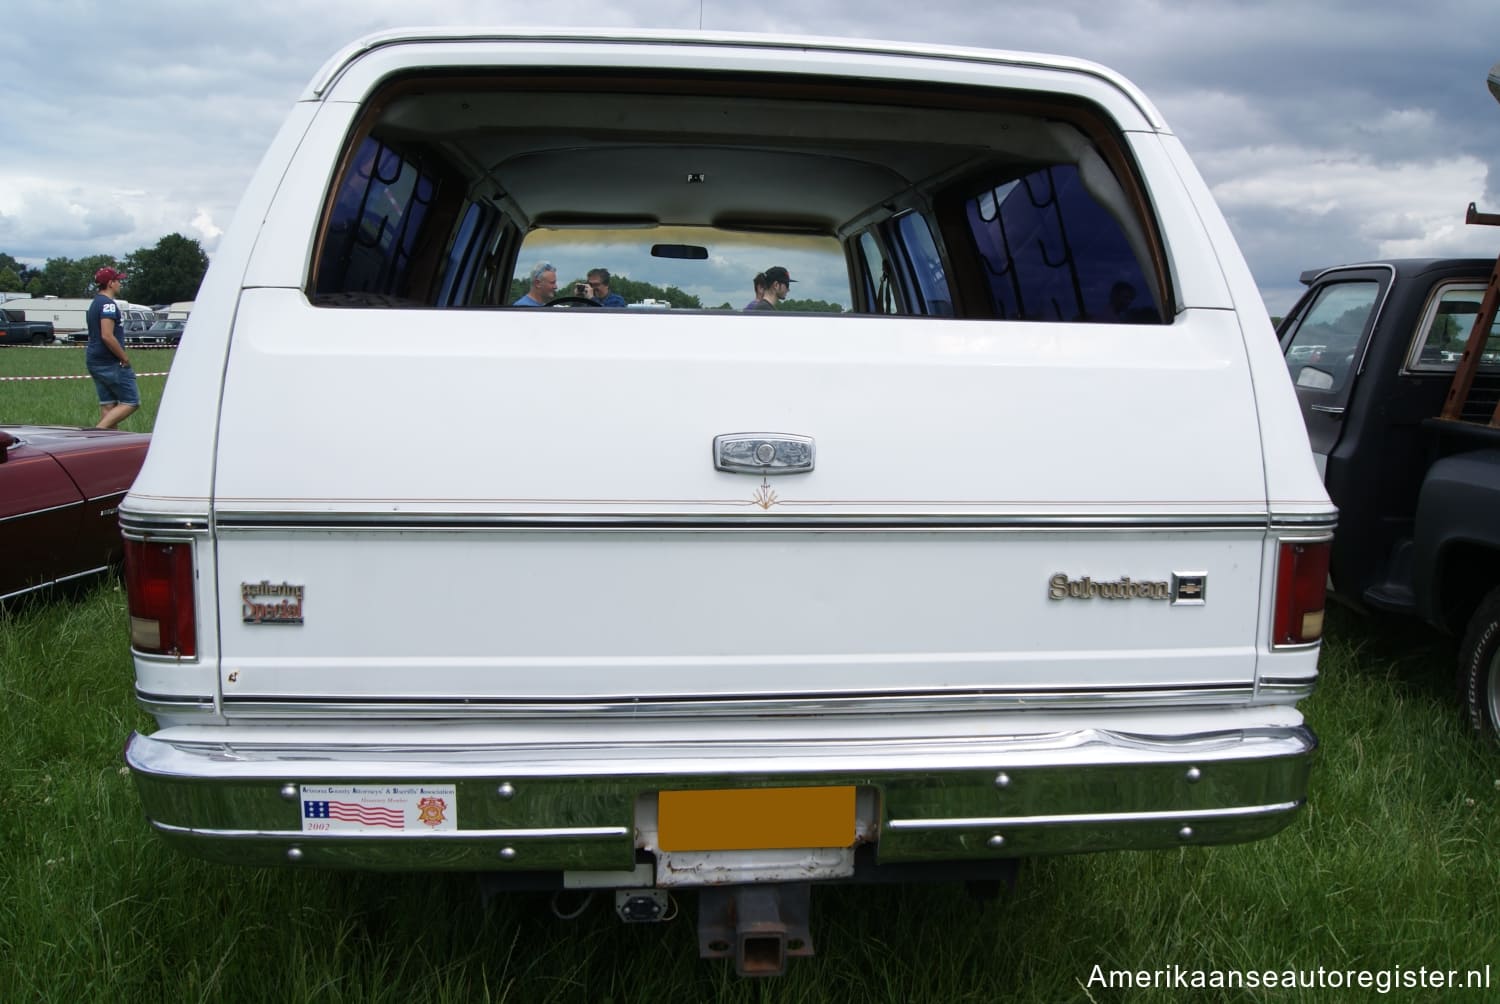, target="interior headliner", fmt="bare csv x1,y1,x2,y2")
372,82,1089,232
